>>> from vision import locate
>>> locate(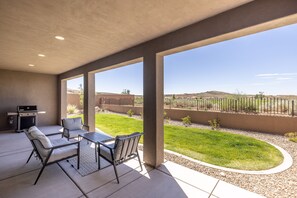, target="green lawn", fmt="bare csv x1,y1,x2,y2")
87,113,283,170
